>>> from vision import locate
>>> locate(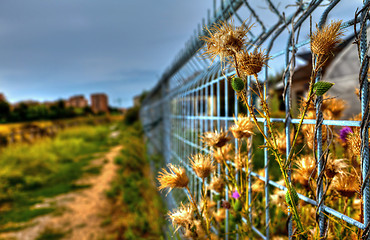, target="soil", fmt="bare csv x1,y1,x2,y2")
0,145,123,240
